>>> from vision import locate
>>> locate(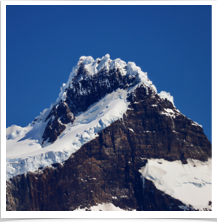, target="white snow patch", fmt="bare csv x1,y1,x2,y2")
139,158,212,211
129,128,134,132
110,58,127,75
126,62,157,93
159,91,174,106
79,56,95,65
164,108,175,114
74,203,127,211
97,54,111,72
160,108,176,118
192,121,202,128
